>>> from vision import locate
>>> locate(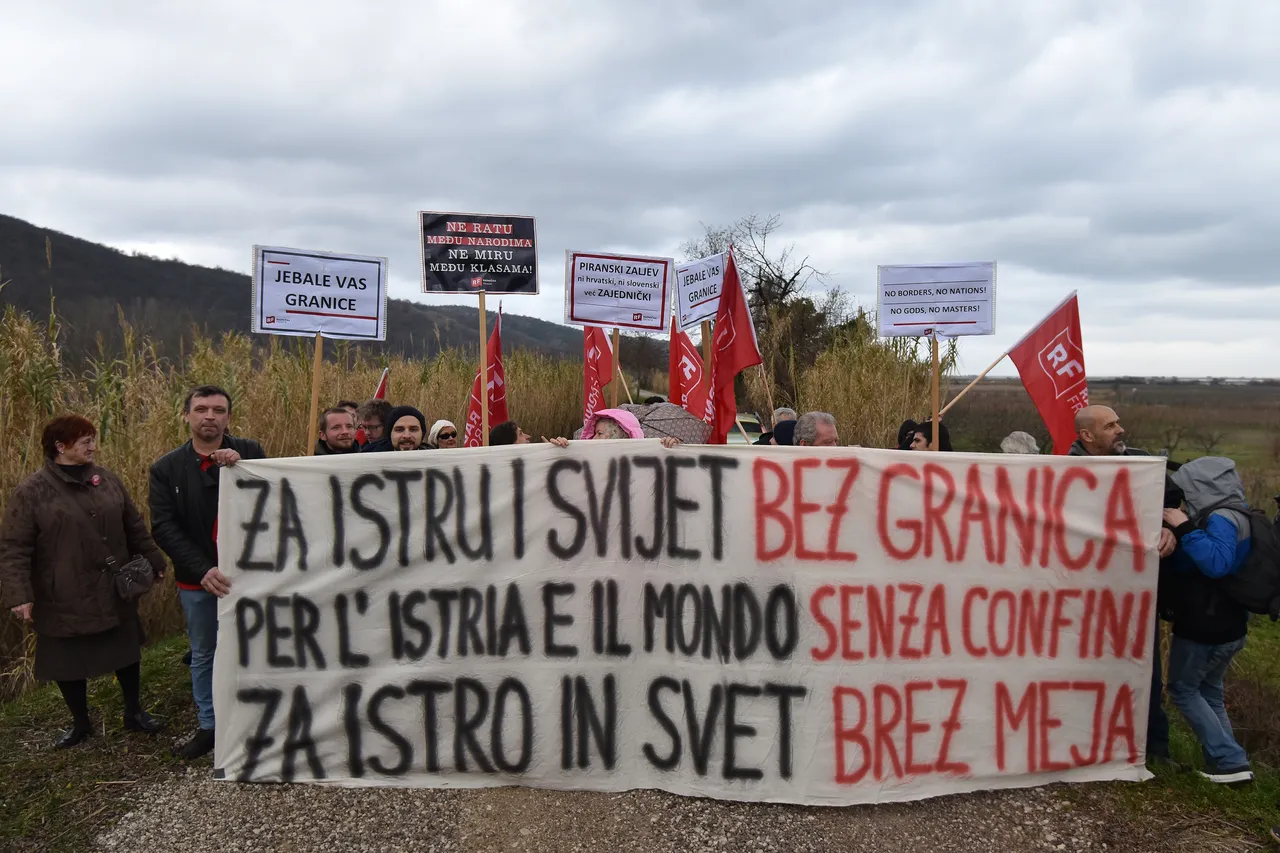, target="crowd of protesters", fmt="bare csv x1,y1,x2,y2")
0,385,1272,800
